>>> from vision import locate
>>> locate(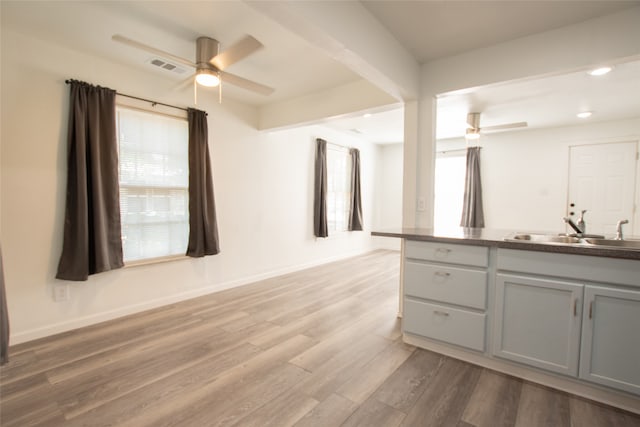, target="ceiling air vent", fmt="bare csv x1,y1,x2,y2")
146,58,188,75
